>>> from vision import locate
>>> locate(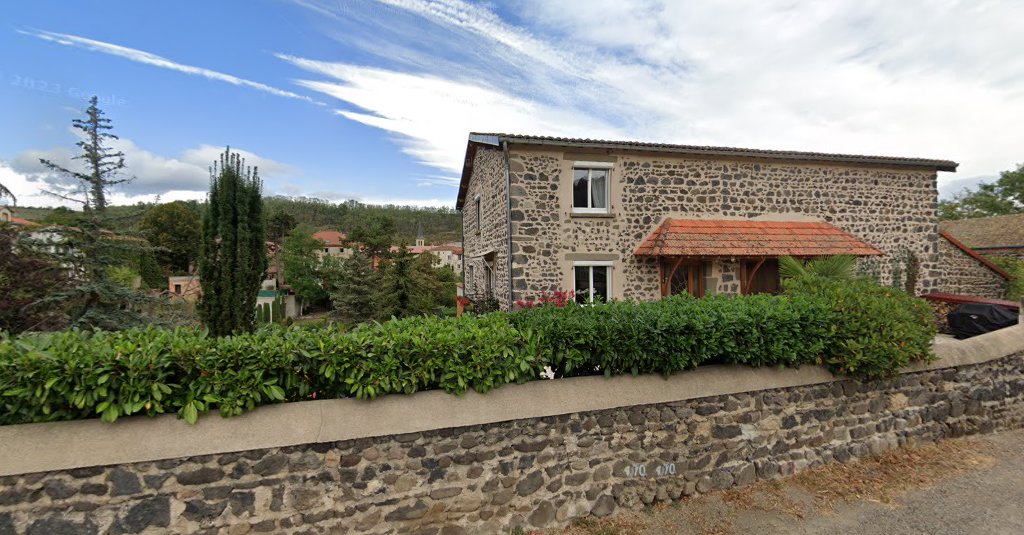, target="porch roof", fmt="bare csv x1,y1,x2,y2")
635,219,882,258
